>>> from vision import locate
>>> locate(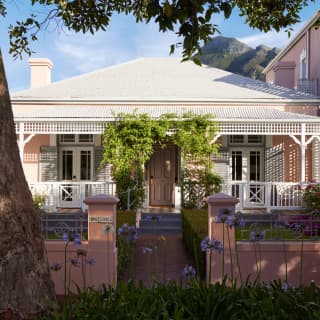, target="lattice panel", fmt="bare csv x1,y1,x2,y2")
306,123,320,134
14,120,320,136
219,122,305,135
17,122,106,134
